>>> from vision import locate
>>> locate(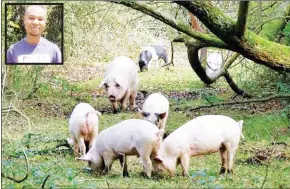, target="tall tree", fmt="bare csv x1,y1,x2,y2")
112,1,290,96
